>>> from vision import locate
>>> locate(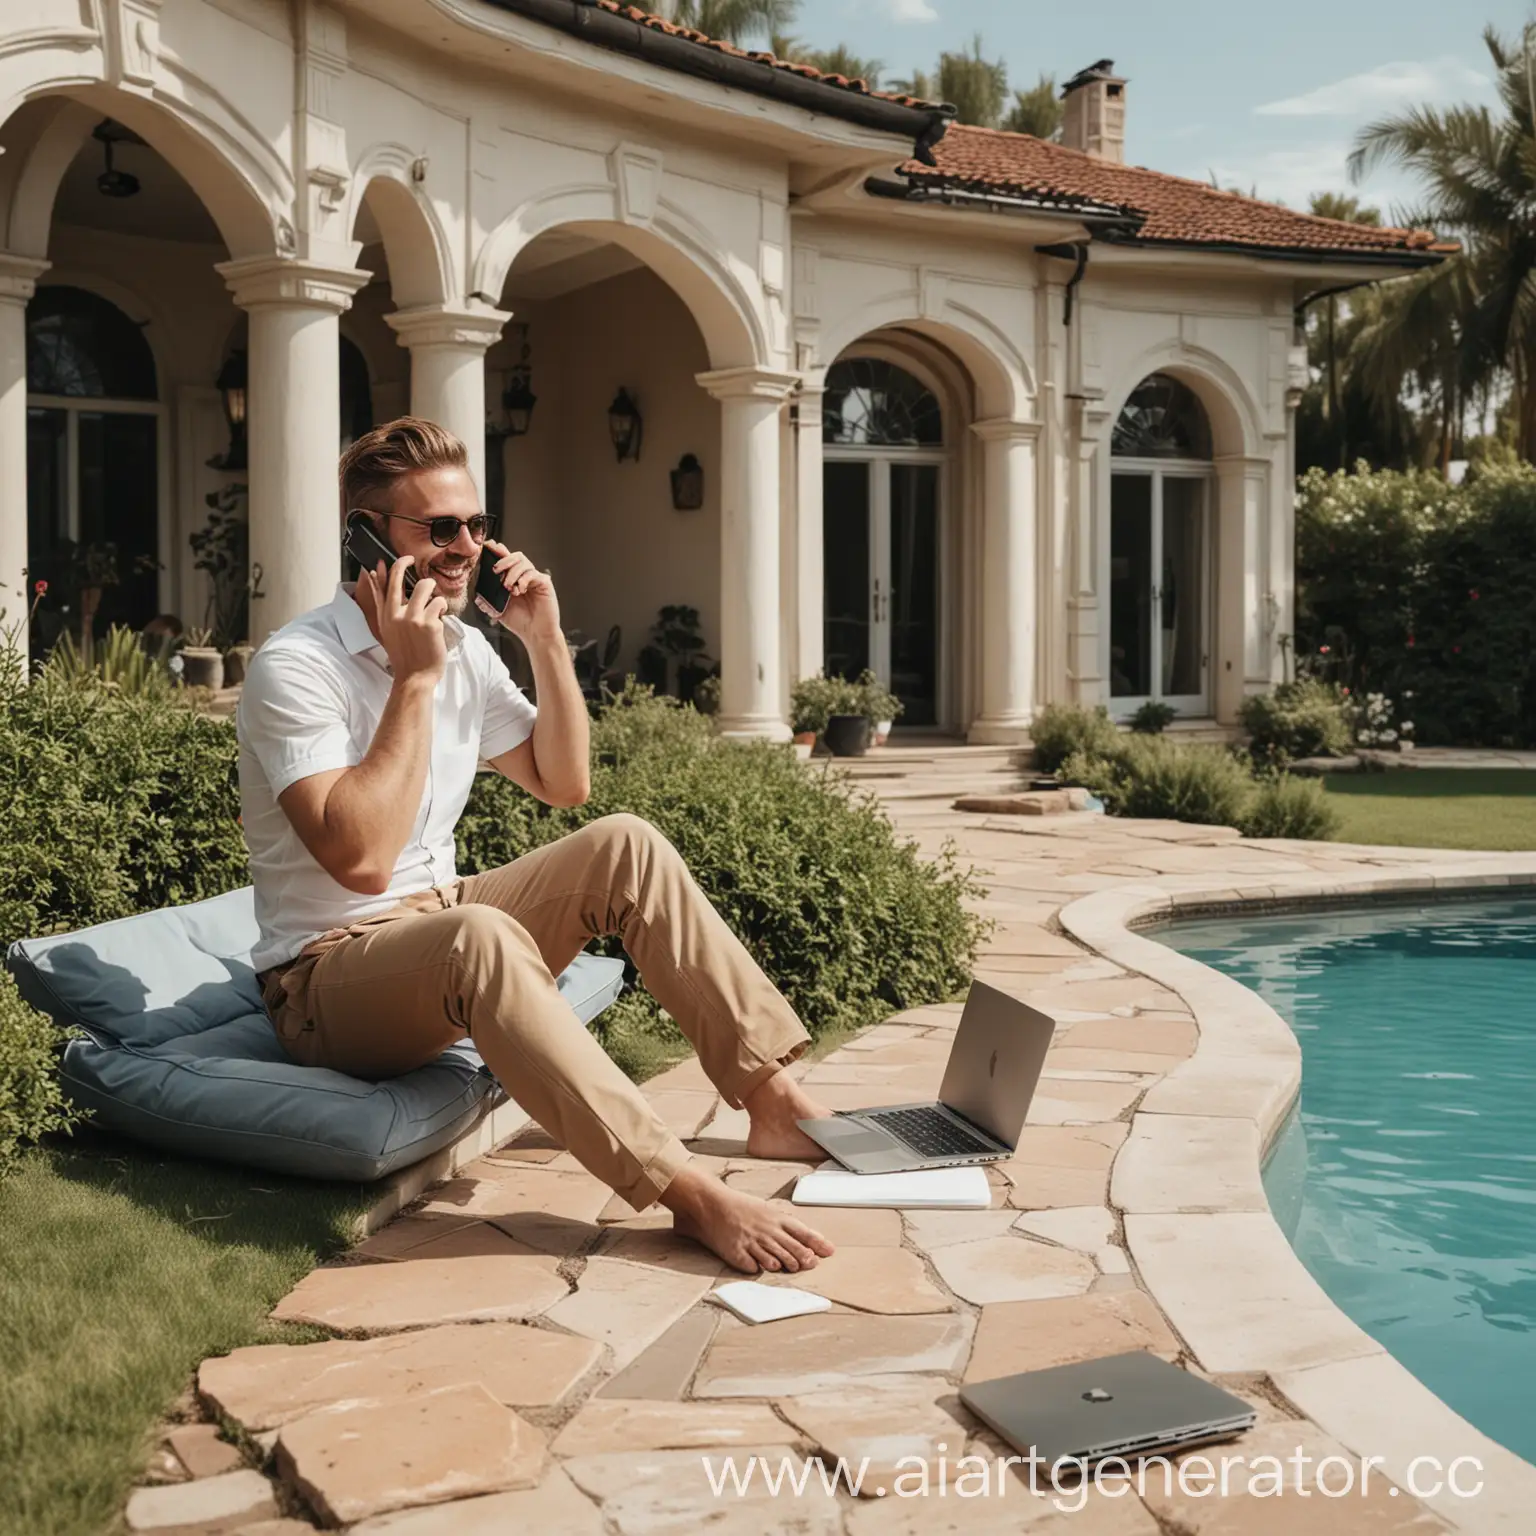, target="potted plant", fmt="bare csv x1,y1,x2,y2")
790,674,839,759
650,604,713,702
179,625,224,690
822,675,873,758
854,668,903,746
191,483,251,676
